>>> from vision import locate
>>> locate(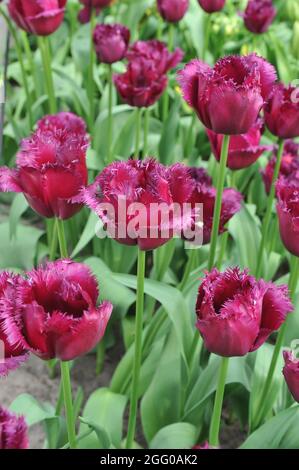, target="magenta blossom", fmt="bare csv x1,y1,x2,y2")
127,40,183,76
83,159,194,251
242,0,276,34
157,0,189,23
93,24,130,64
0,113,89,220
8,0,66,36
36,112,88,135
78,0,112,24
189,168,242,243
196,267,292,357
283,350,299,403
2,260,112,362
265,83,299,139
177,54,276,135
197,0,226,13
0,272,29,377
207,119,271,170
276,177,299,257
0,407,29,449
262,140,299,194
